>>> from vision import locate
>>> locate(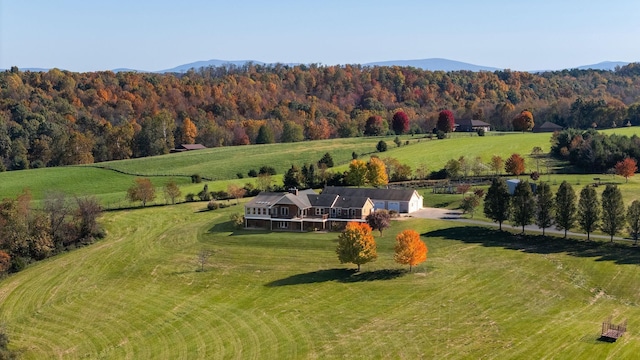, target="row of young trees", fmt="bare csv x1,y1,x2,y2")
483,178,640,242
3,63,640,171
0,191,103,275
335,222,427,272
